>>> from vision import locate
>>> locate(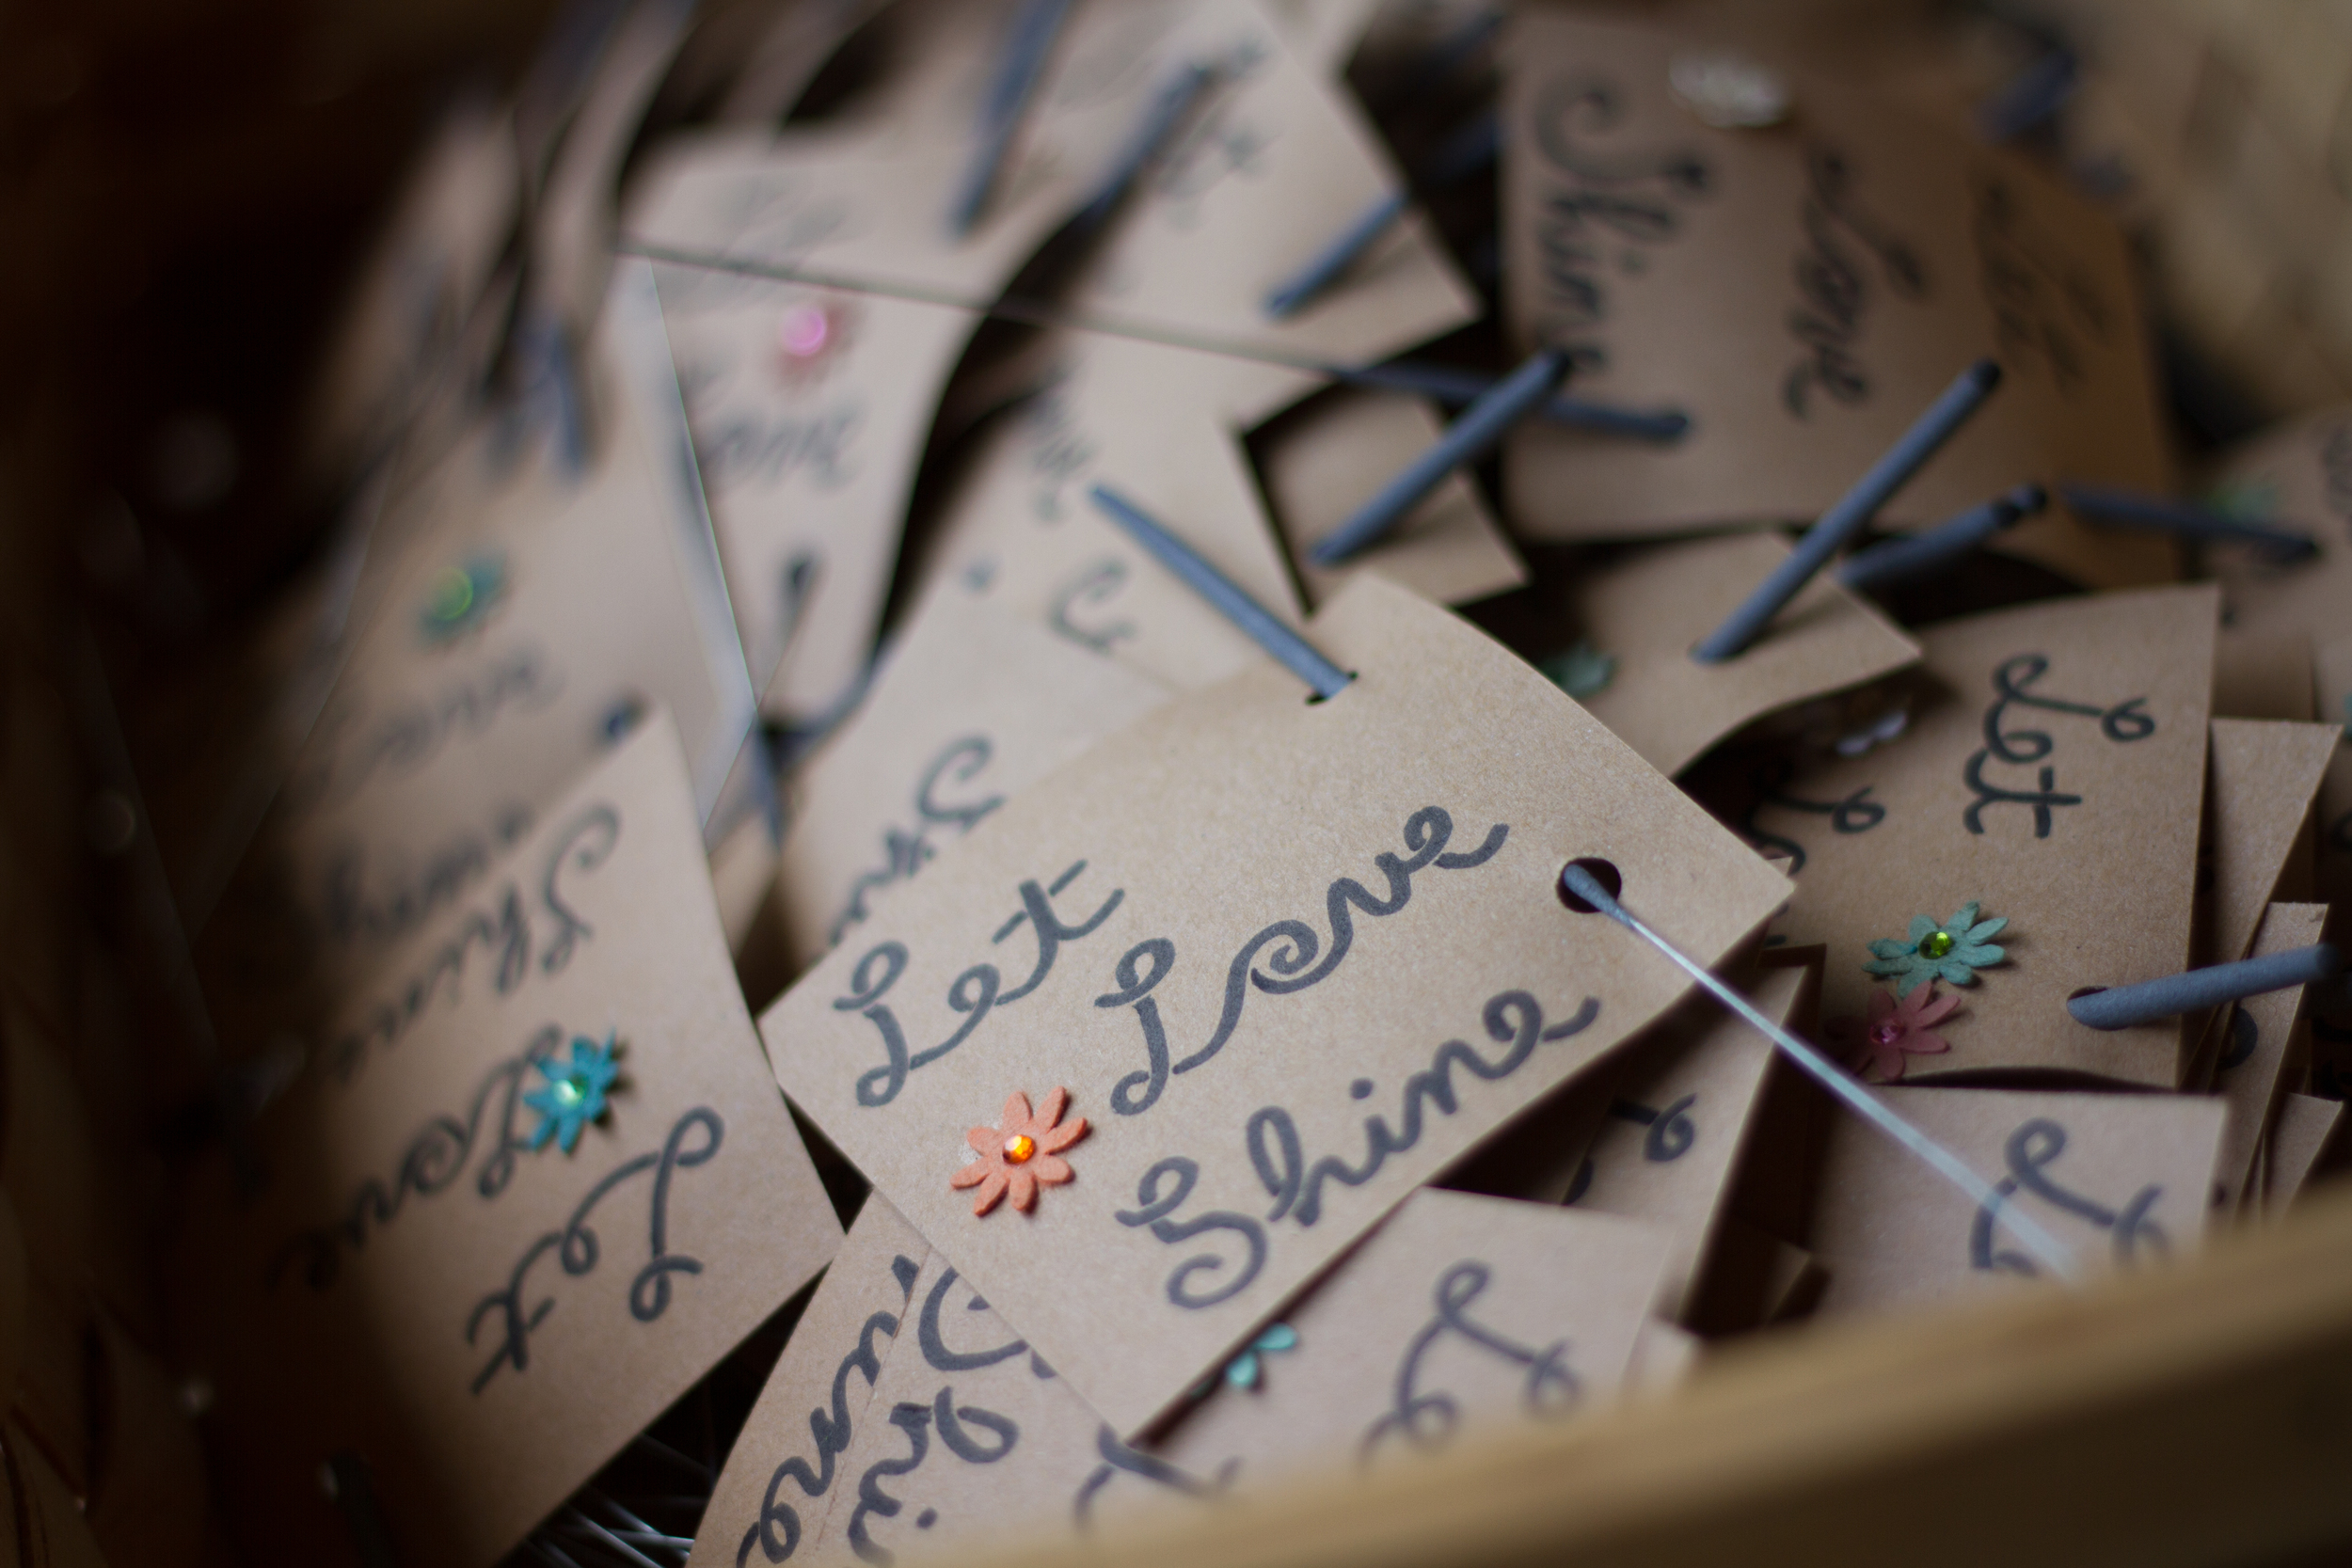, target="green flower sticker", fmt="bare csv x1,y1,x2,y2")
1865,902,2008,995
1538,641,1616,699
